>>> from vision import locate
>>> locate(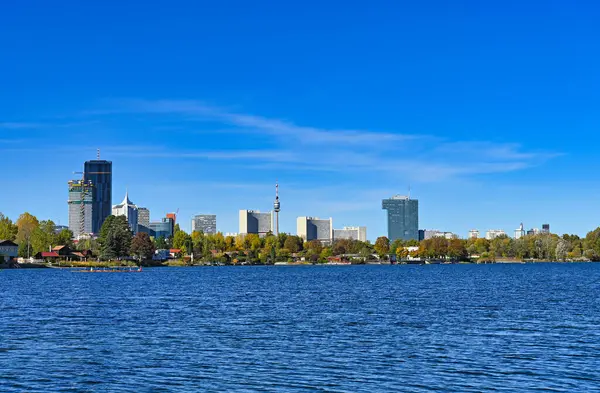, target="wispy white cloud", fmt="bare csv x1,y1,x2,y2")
76,98,562,182
111,148,299,162
109,99,425,147
435,141,561,162
0,122,45,129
